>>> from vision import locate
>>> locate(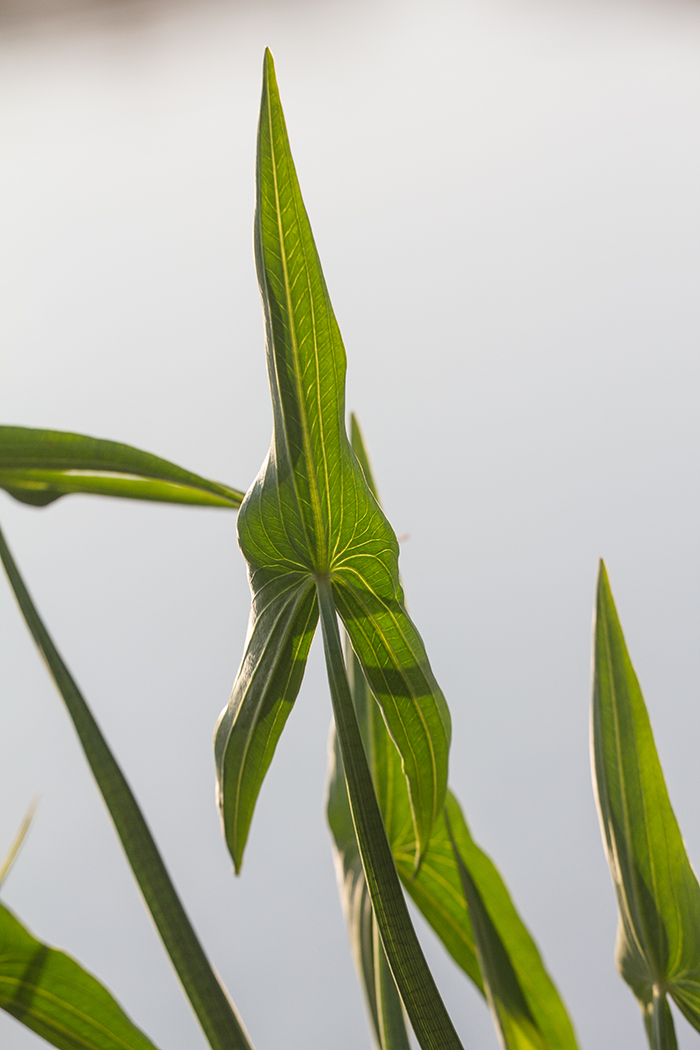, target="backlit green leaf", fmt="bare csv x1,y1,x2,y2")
0,427,242,508
593,561,700,1046
446,794,579,1050
0,900,159,1050
216,49,449,868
